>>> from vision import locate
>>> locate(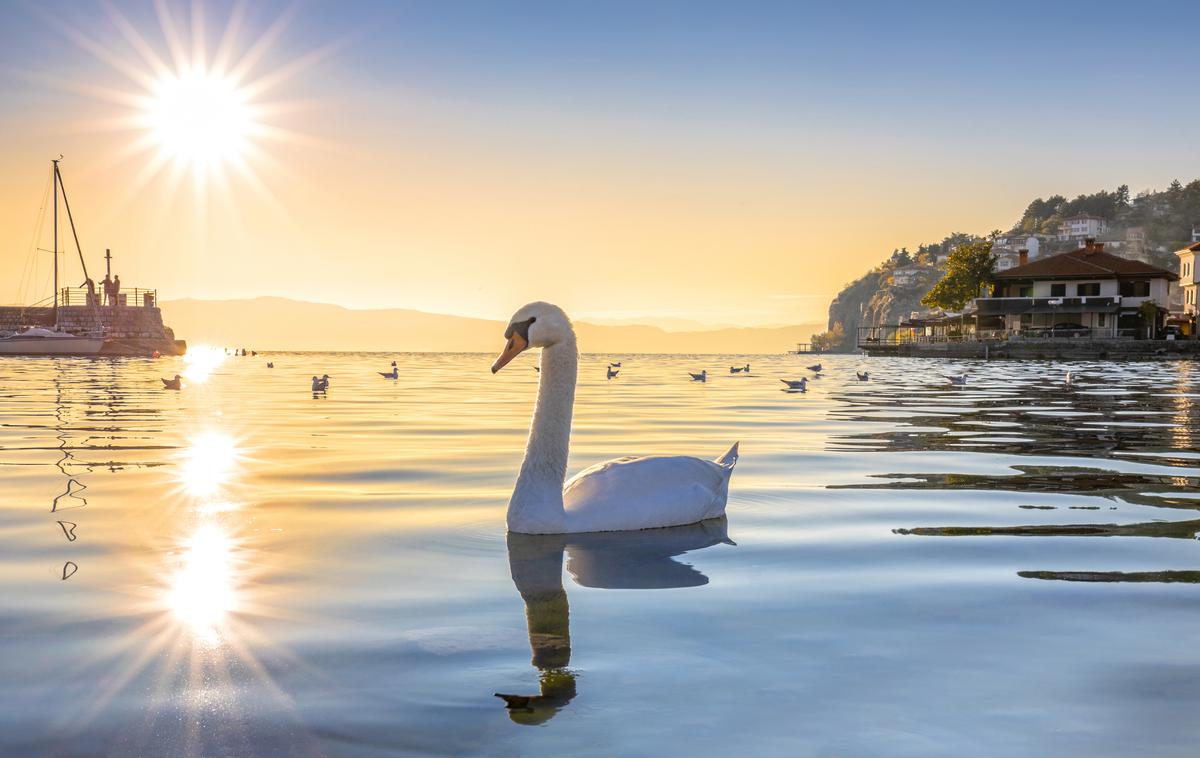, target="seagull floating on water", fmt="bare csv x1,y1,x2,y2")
947,374,967,386
807,363,822,373
312,375,330,392
161,374,181,390
689,370,707,382
781,378,807,391
856,371,869,381
391,360,397,367
379,367,399,379
607,366,619,380
266,362,274,368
